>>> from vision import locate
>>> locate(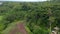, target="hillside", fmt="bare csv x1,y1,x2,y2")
0,1,60,34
